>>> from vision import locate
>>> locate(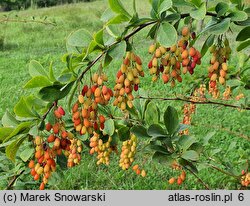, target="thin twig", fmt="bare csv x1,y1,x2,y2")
184,166,210,190
6,169,25,190
41,101,57,122
137,96,250,110
192,123,250,141
0,18,56,26
205,163,240,178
